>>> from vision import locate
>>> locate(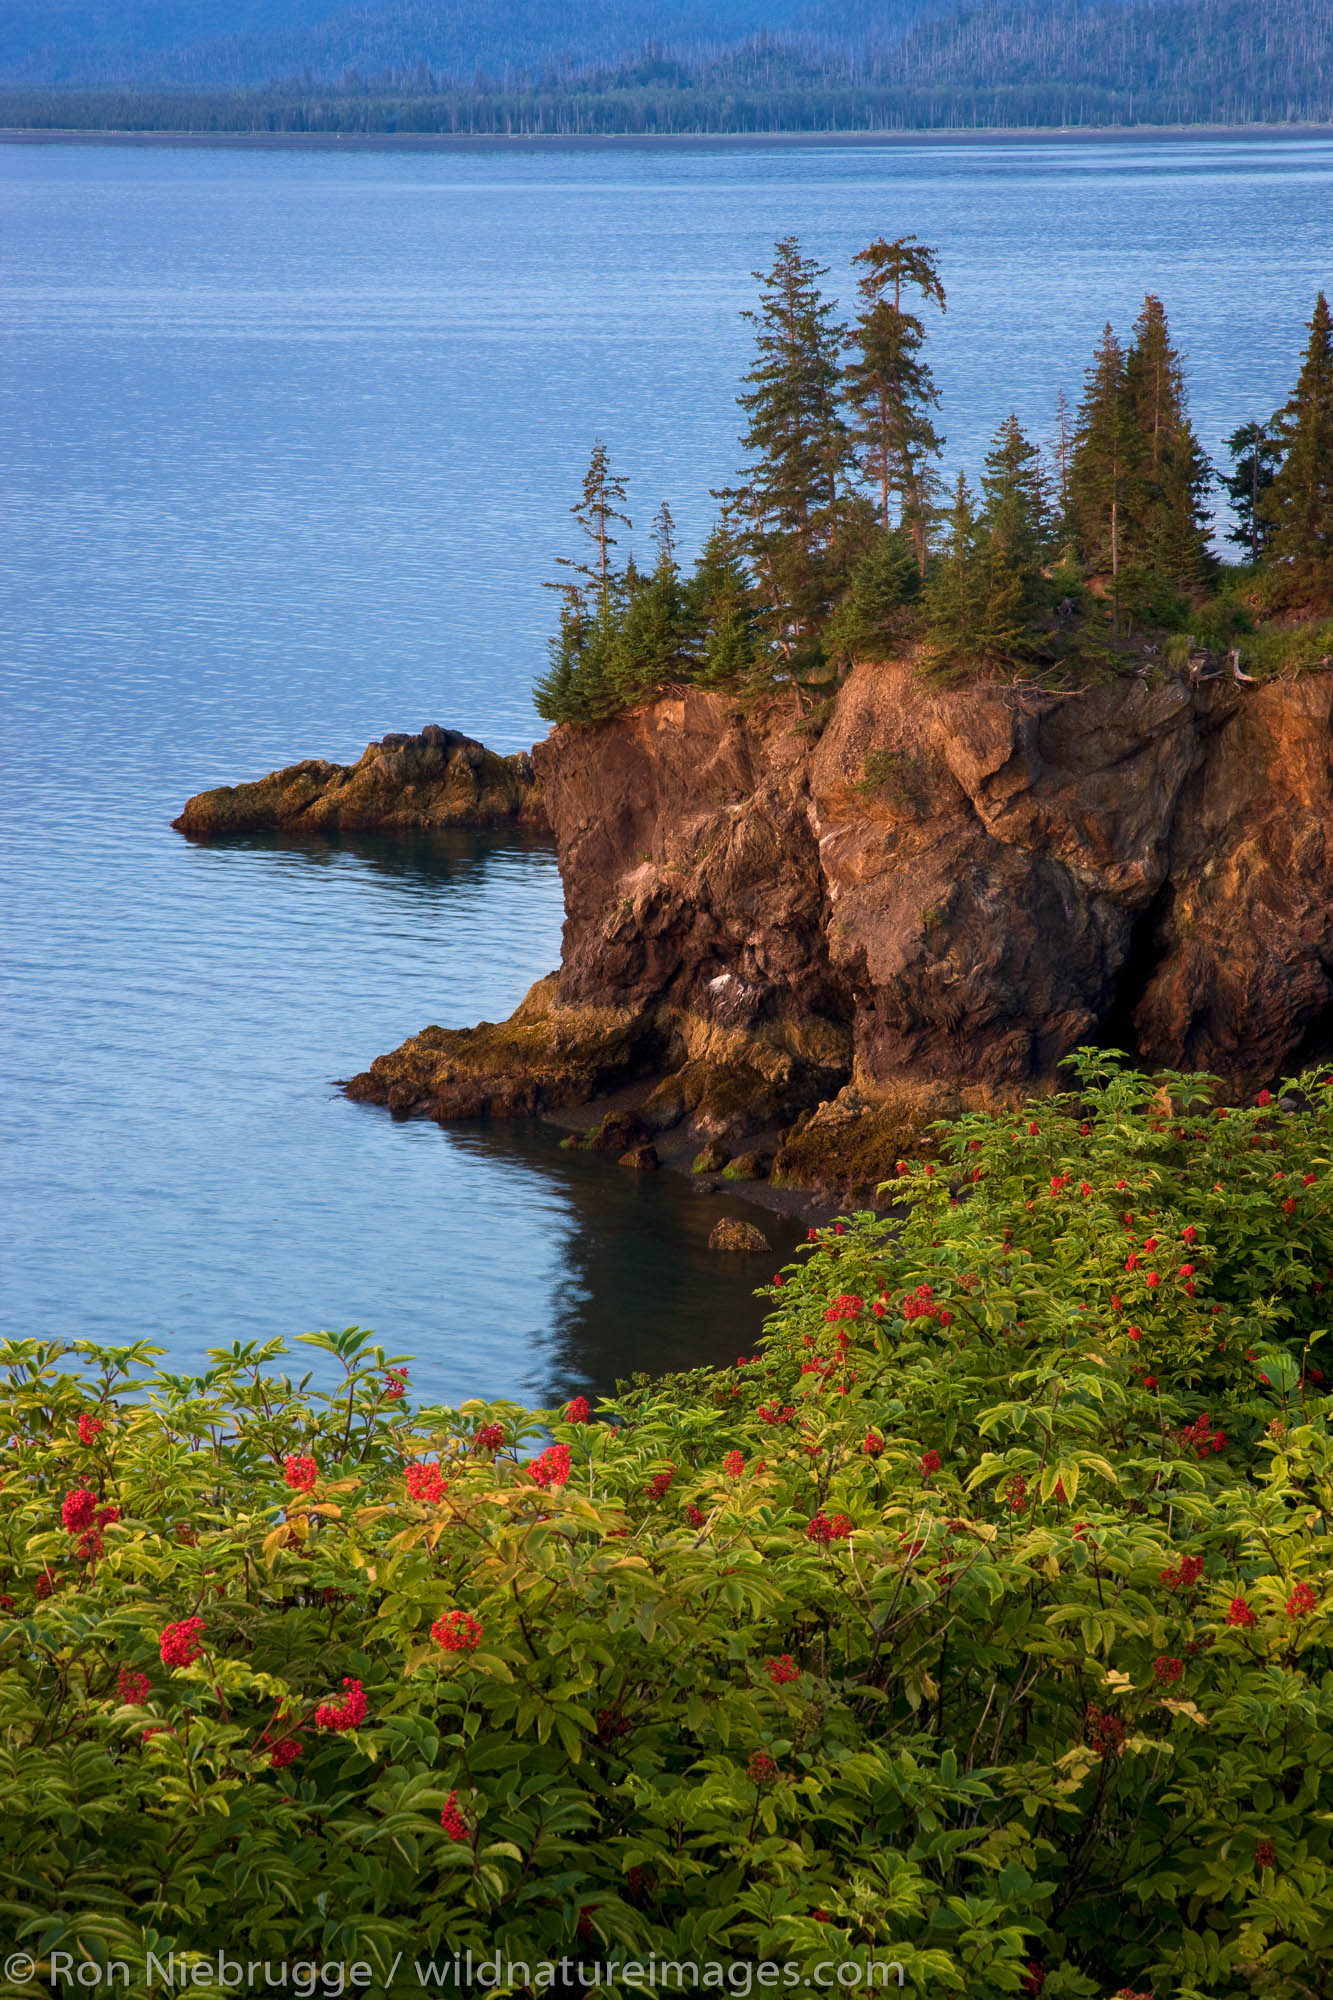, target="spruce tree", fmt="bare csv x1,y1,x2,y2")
1223,420,1282,563
979,413,1055,624
924,473,984,665
1260,291,1333,608
609,506,688,703
1120,295,1213,588
729,236,856,664
823,527,920,664
556,439,632,615
843,235,946,572
1068,324,1133,630
685,516,761,685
